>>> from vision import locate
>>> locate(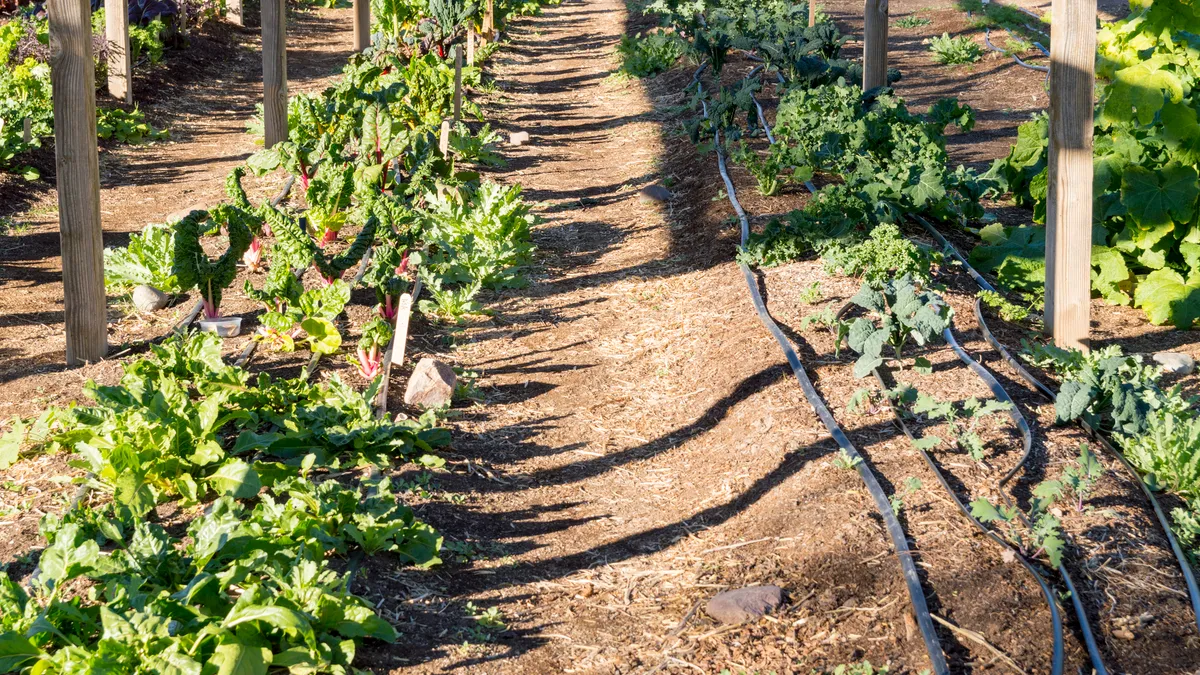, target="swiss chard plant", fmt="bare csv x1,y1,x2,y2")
171,206,254,319
350,316,395,380
103,223,180,293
